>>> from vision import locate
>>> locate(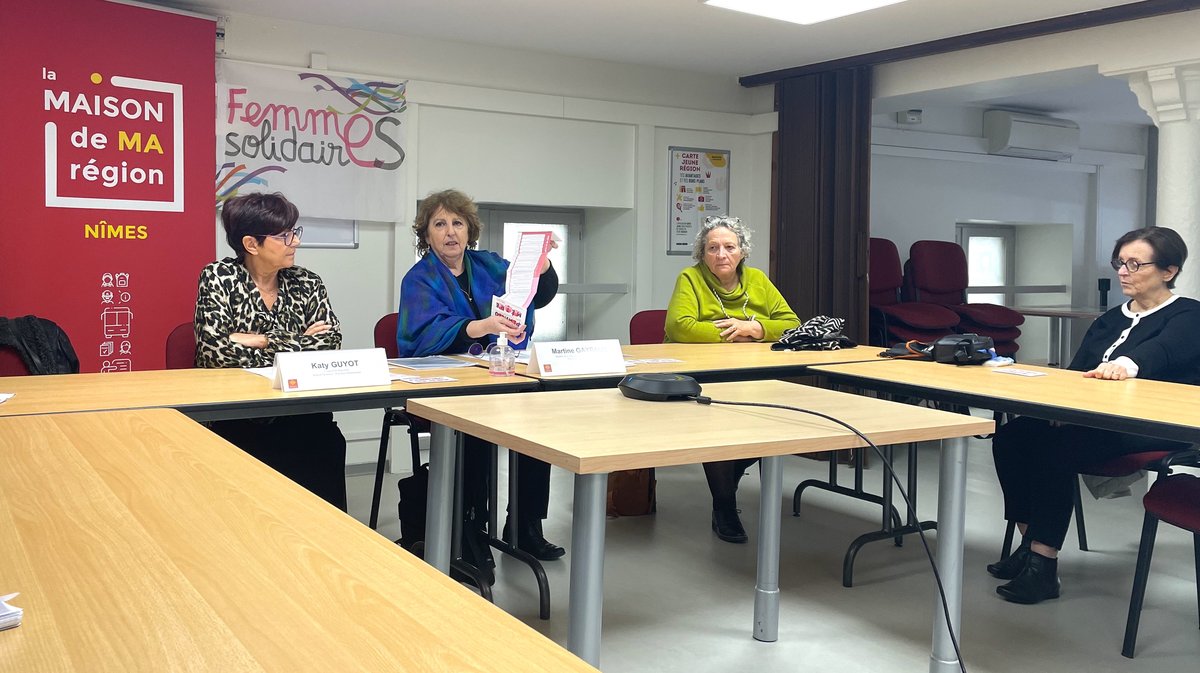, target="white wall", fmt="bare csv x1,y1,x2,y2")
218,12,777,463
